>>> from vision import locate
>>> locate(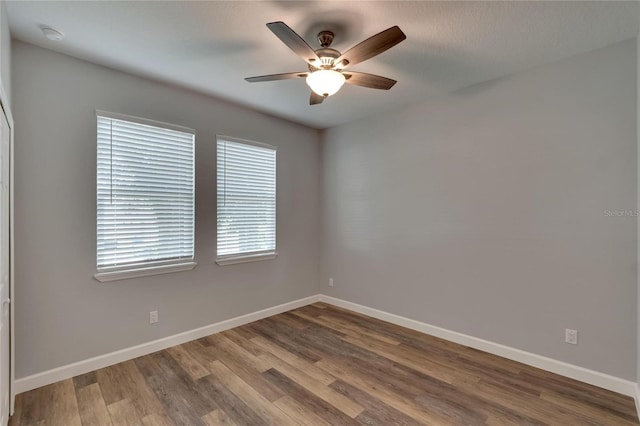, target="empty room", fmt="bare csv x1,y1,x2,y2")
0,0,639,425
